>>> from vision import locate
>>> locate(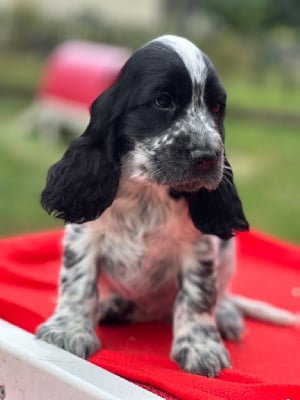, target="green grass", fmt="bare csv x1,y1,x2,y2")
226,118,300,243
224,78,300,114
0,97,30,119
0,105,65,236
0,51,44,93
